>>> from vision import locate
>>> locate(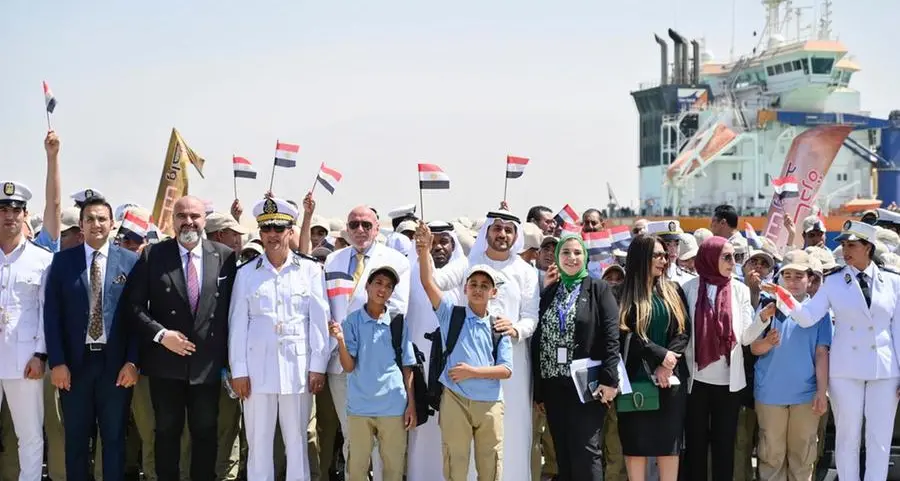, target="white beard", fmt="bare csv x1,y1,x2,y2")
178,230,200,245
